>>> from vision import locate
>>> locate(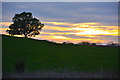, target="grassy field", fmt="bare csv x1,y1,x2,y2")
2,35,118,74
